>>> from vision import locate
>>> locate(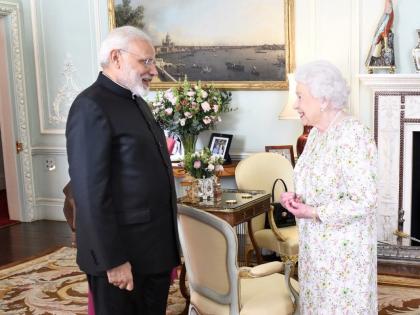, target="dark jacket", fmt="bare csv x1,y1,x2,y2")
66,73,180,276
